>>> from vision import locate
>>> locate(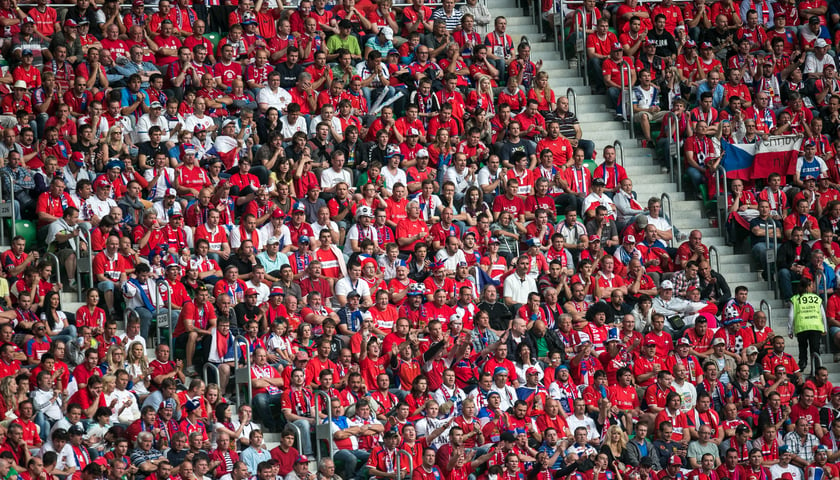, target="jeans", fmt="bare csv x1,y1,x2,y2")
777,268,799,301
686,166,705,190
588,57,605,90
334,449,370,480
751,242,769,270
52,325,77,347
34,412,51,442
135,307,170,339
289,418,313,455
253,393,282,431
608,87,621,112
